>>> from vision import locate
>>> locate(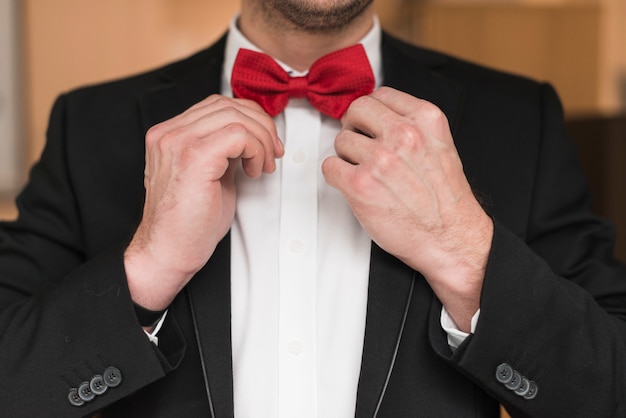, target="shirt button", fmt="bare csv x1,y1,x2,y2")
288,340,304,355
292,150,306,163
289,240,304,254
